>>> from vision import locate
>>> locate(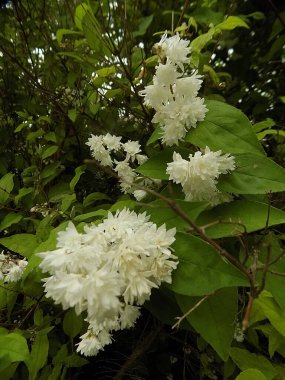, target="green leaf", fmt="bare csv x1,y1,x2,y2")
219,153,285,194
61,193,76,213
0,213,23,232
0,333,29,363
141,200,208,231
146,126,163,145
169,233,248,296
14,188,34,205
257,129,285,140
68,109,78,122
133,15,154,37
0,173,14,204
56,29,82,44
253,292,285,337
73,209,108,222
74,3,88,31
230,348,277,380
41,146,58,160
214,16,249,31
70,165,86,191
96,66,116,77
0,234,41,258
63,309,83,339
256,325,285,358
190,28,216,53
253,118,275,132
185,100,264,155
176,288,237,360
196,200,285,238
83,192,111,208
26,331,49,380
235,369,267,380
